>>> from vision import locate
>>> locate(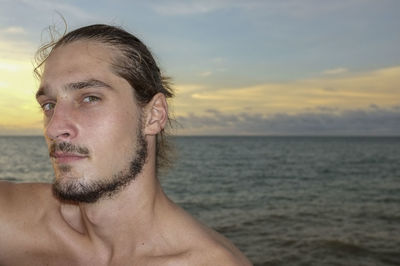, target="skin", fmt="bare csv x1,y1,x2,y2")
0,40,252,266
